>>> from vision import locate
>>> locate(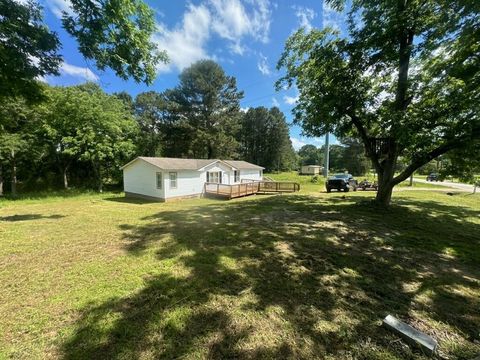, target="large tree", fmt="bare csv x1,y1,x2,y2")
240,107,296,171
297,144,321,166
0,0,61,102
0,0,166,102
277,0,480,205
340,138,371,176
38,83,138,192
165,60,244,159
0,97,41,196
